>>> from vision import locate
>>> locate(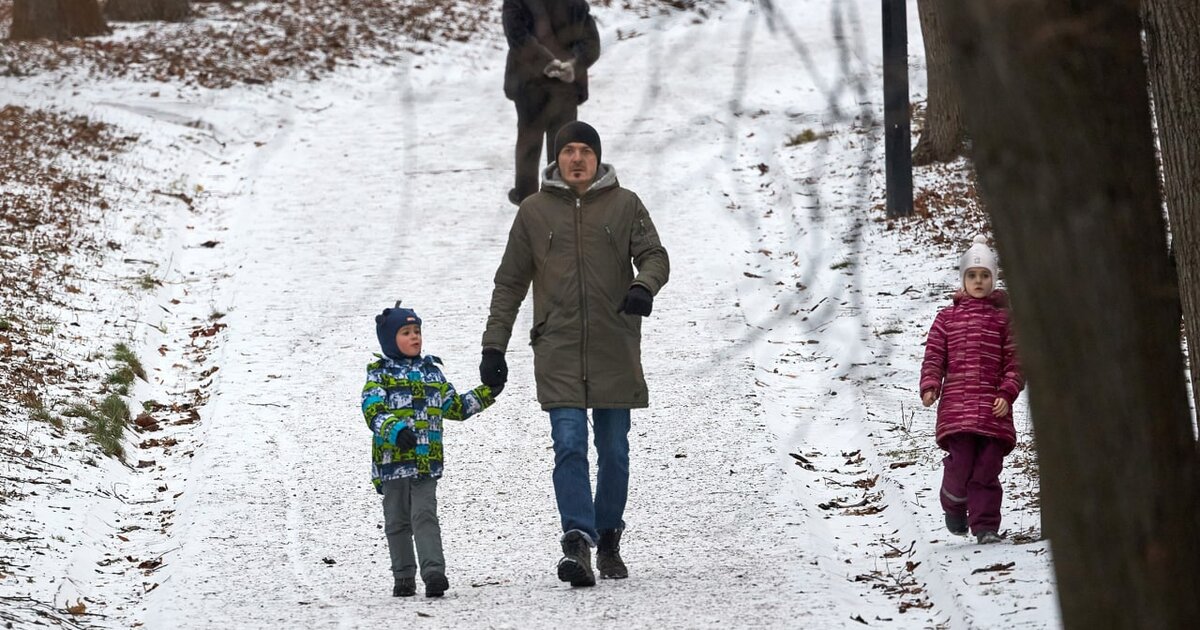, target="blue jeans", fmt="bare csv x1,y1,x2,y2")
549,408,631,543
